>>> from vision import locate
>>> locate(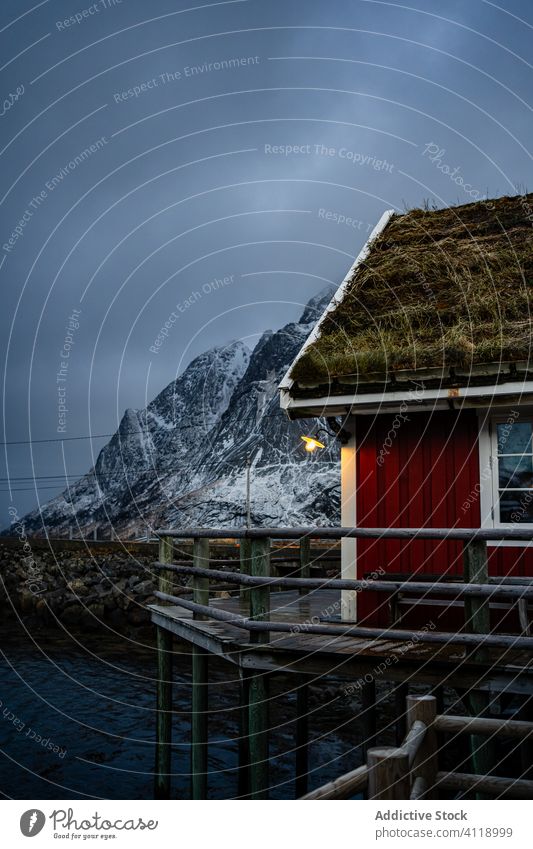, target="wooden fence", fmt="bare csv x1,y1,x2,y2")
303,694,533,800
